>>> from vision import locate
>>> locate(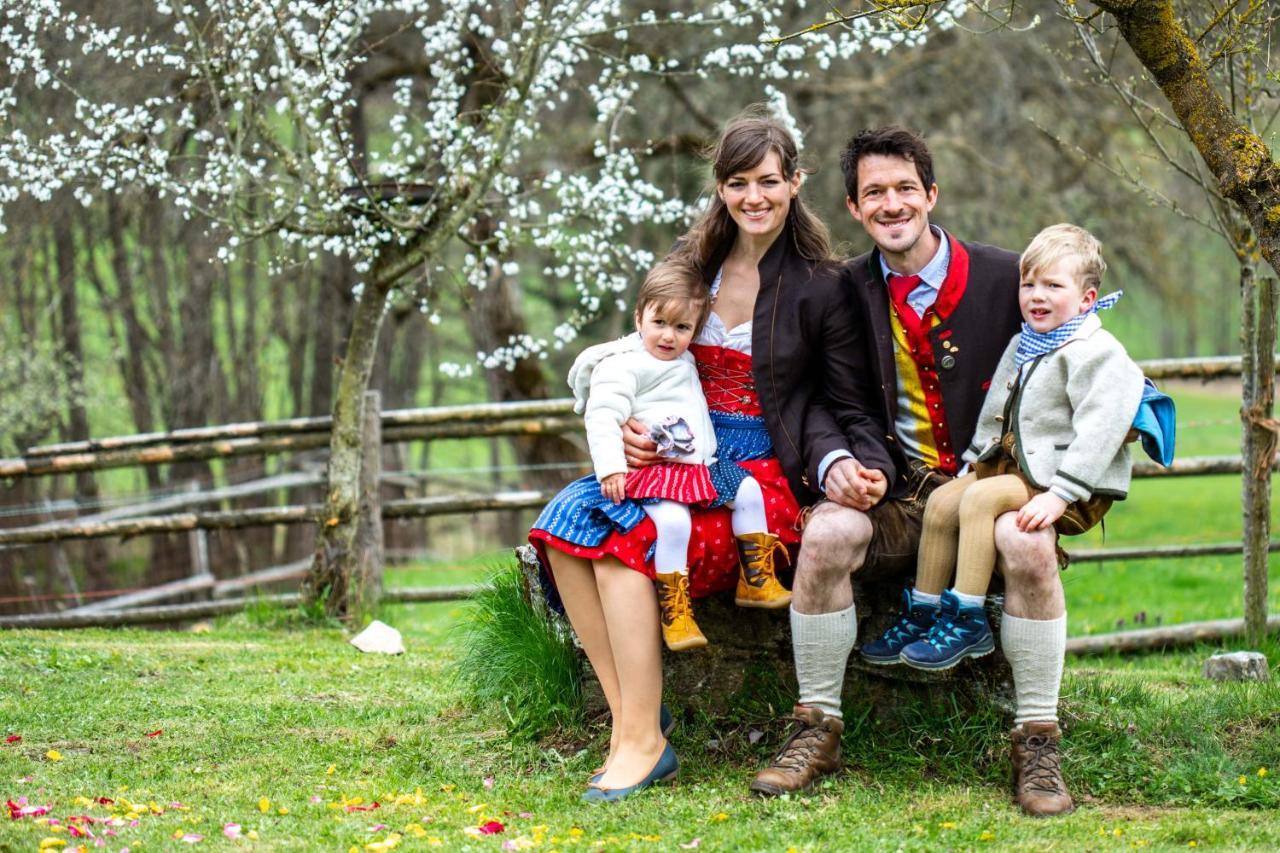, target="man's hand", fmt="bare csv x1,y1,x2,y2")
621,418,659,468
824,458,886,511
600,472,627,504
1016,492,1068,531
